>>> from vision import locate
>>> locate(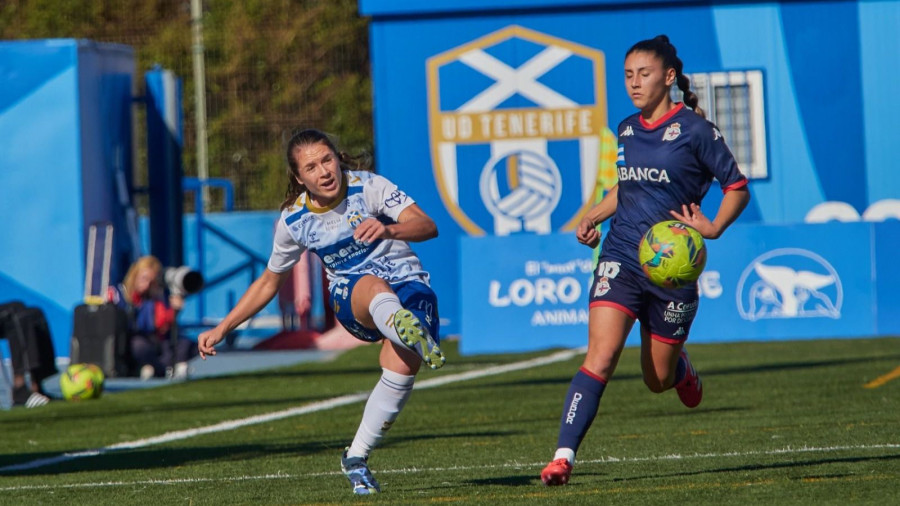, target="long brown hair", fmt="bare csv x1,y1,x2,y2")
626,35,705,119
122,255,162,299
280,129,372,210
